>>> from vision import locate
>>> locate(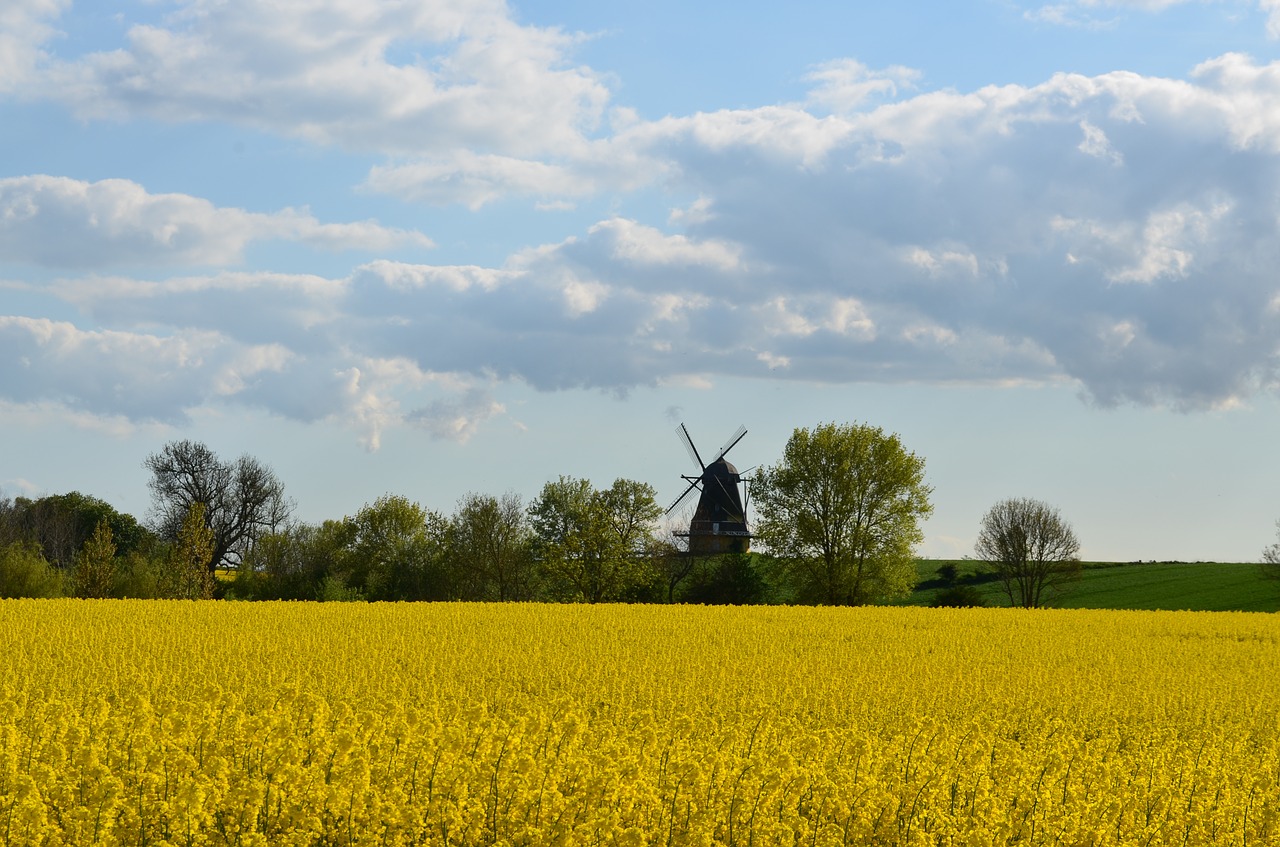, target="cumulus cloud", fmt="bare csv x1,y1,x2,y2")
805,60,922,113
0,0,66,91
8,34,1280,435
0,176,432,268
24,0,609,158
